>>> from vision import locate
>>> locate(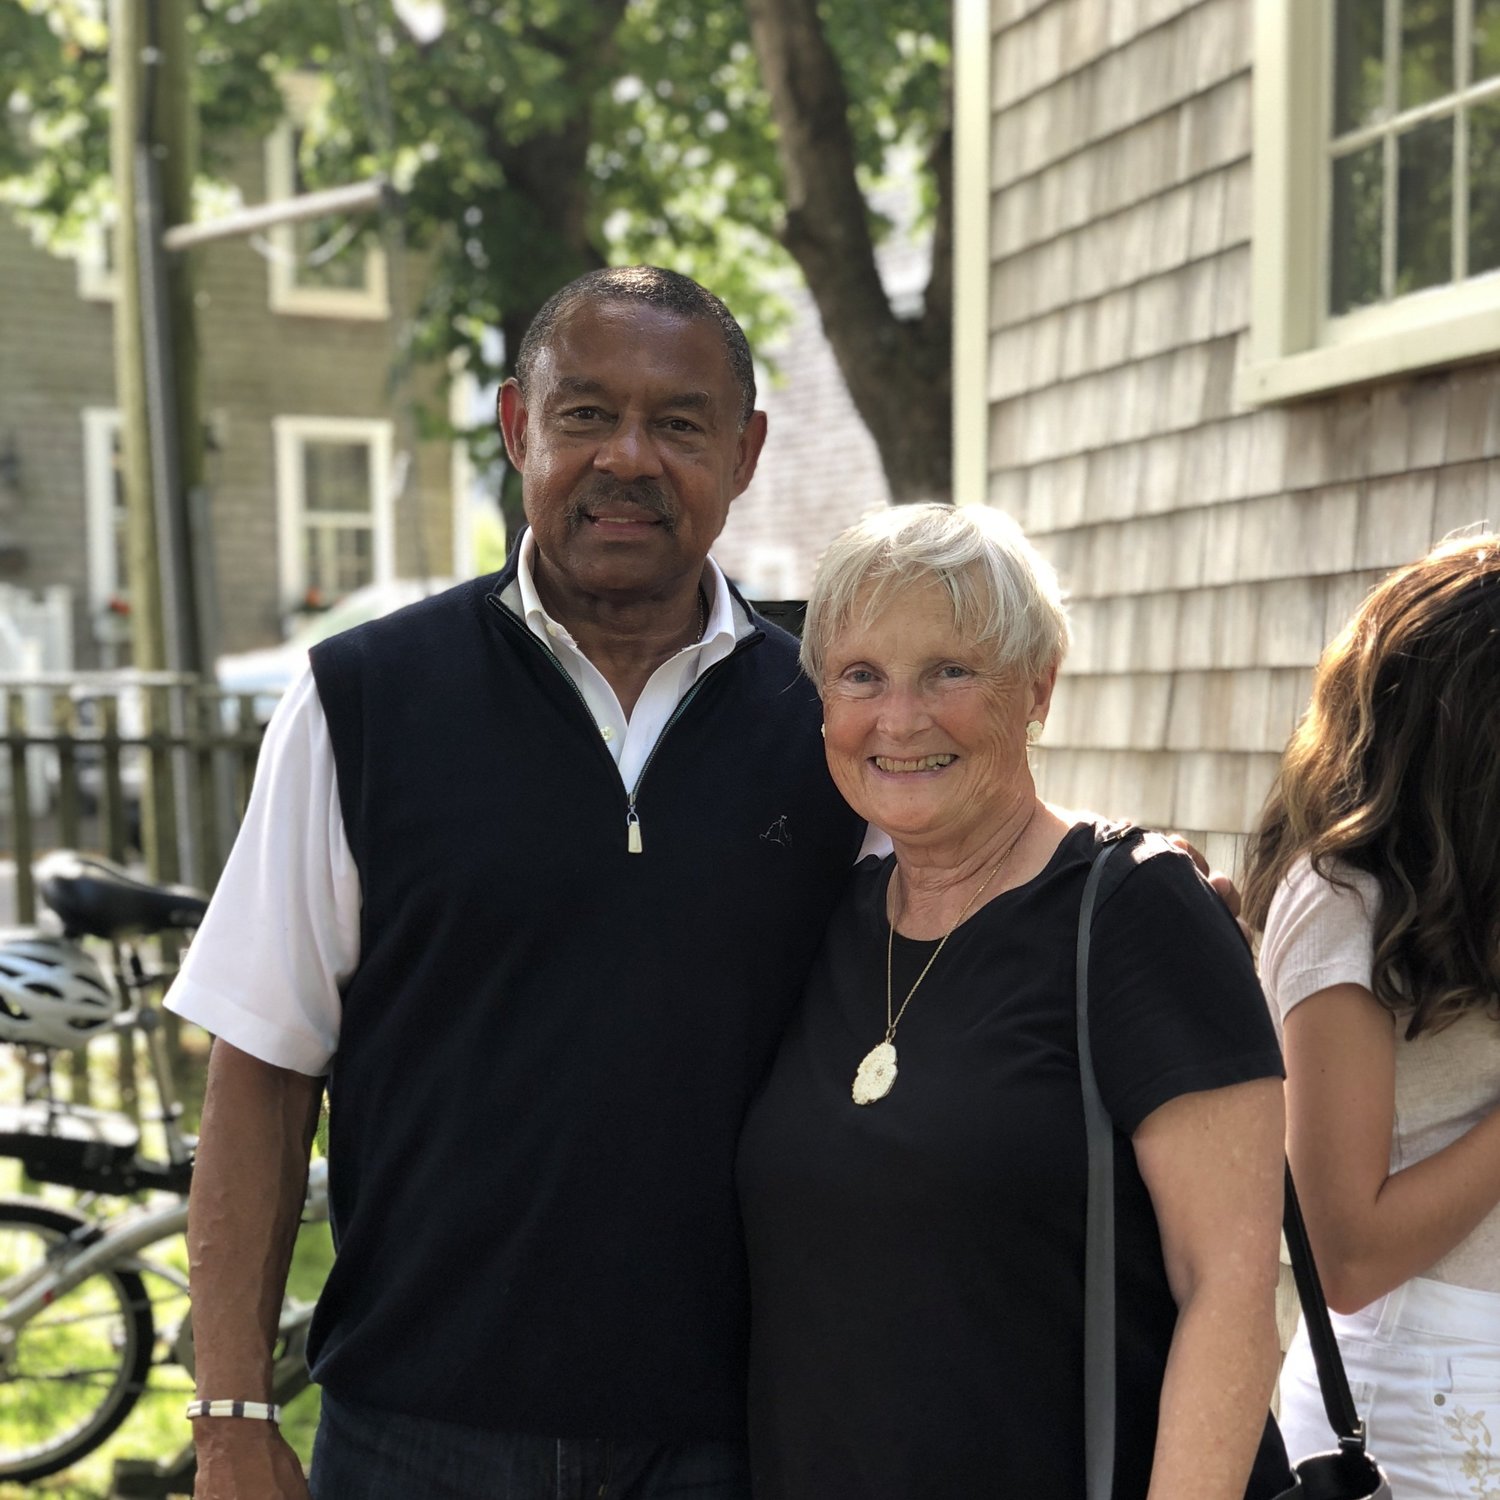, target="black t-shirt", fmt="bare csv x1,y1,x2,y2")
736,822,1292,1499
